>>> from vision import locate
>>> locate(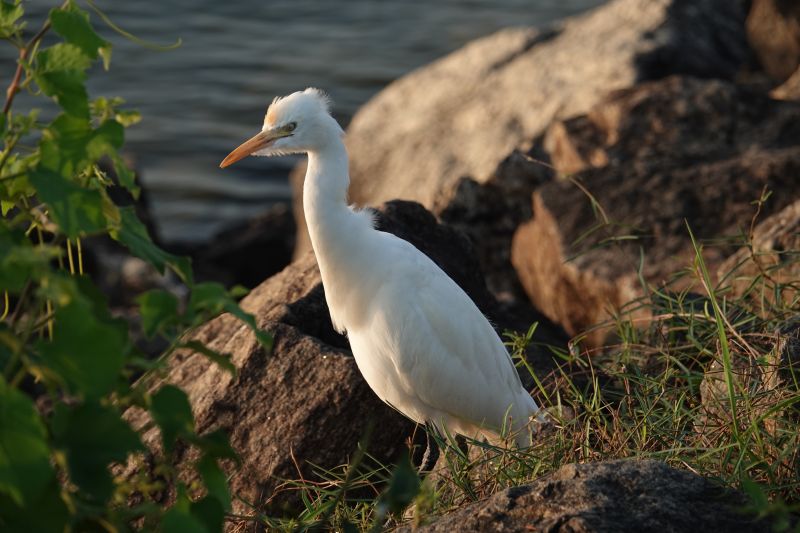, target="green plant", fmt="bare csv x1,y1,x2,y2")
0,1,270,530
